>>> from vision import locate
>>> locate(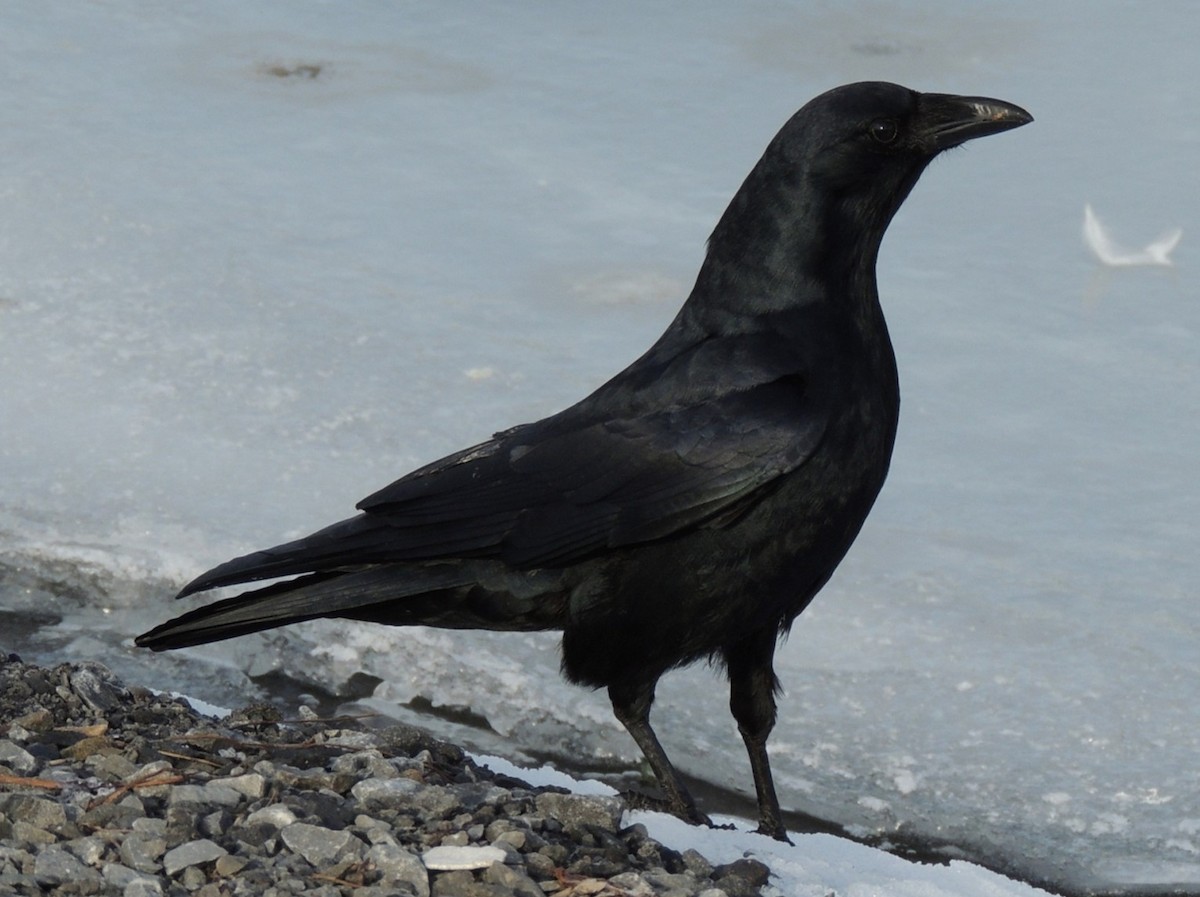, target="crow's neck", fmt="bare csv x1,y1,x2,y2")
678,165,915,345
